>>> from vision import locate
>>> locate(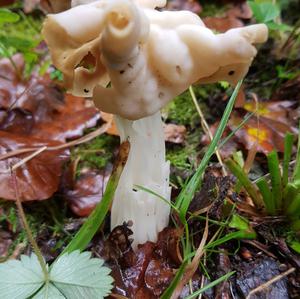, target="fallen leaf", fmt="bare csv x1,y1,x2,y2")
227,2,252,19
23,0,71,13
164,123,186,144
101,112,119,136
64,169,110,217
0,131,69,201
101,112,186,144
203,16,244,32
229,113,288,154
